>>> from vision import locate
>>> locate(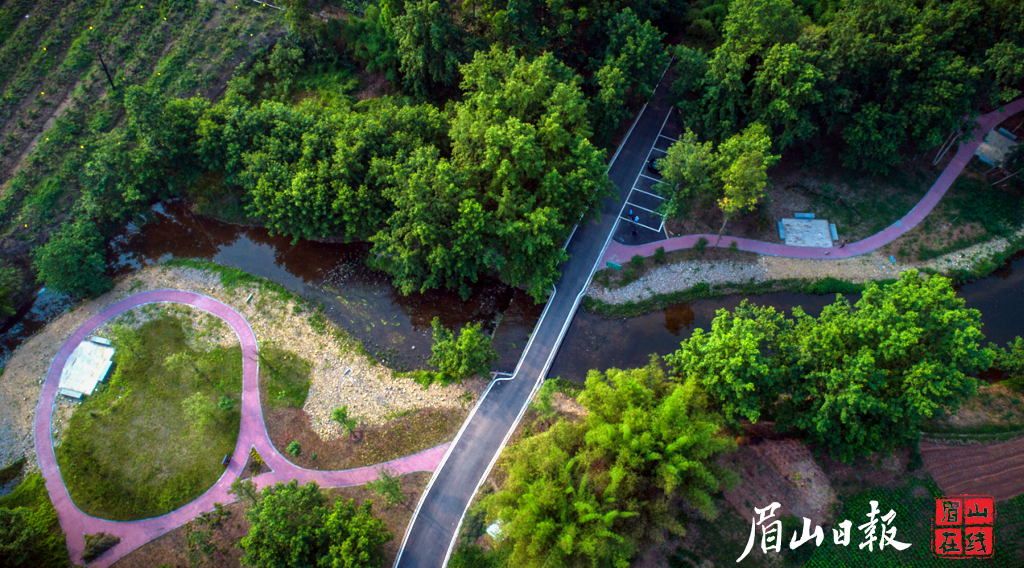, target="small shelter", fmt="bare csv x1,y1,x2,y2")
58,337,116,399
